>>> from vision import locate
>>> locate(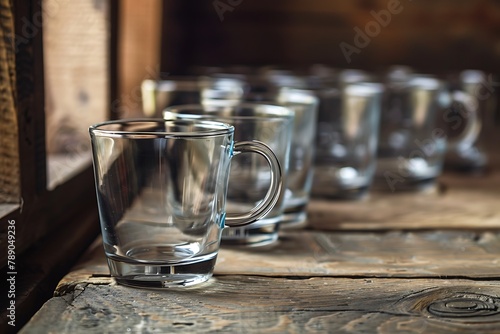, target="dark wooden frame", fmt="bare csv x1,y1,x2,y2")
1,0,119,331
